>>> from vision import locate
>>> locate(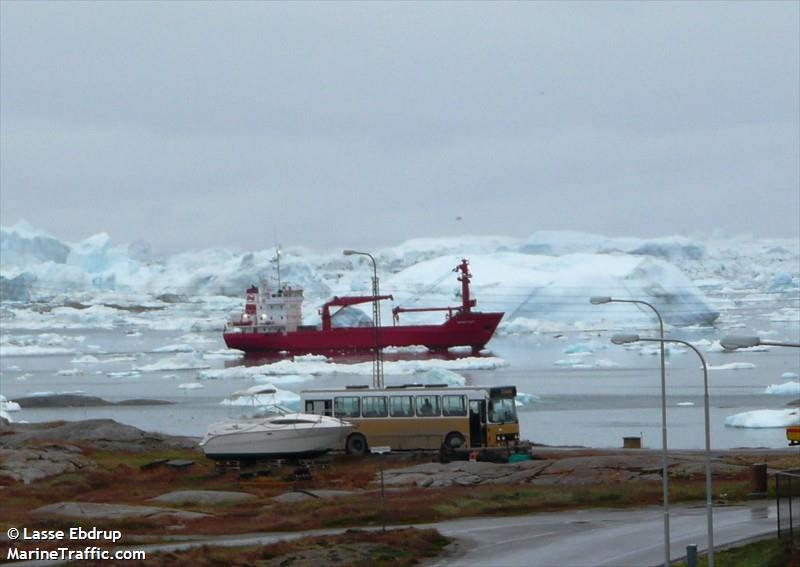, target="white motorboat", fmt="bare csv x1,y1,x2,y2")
199,387,351,460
